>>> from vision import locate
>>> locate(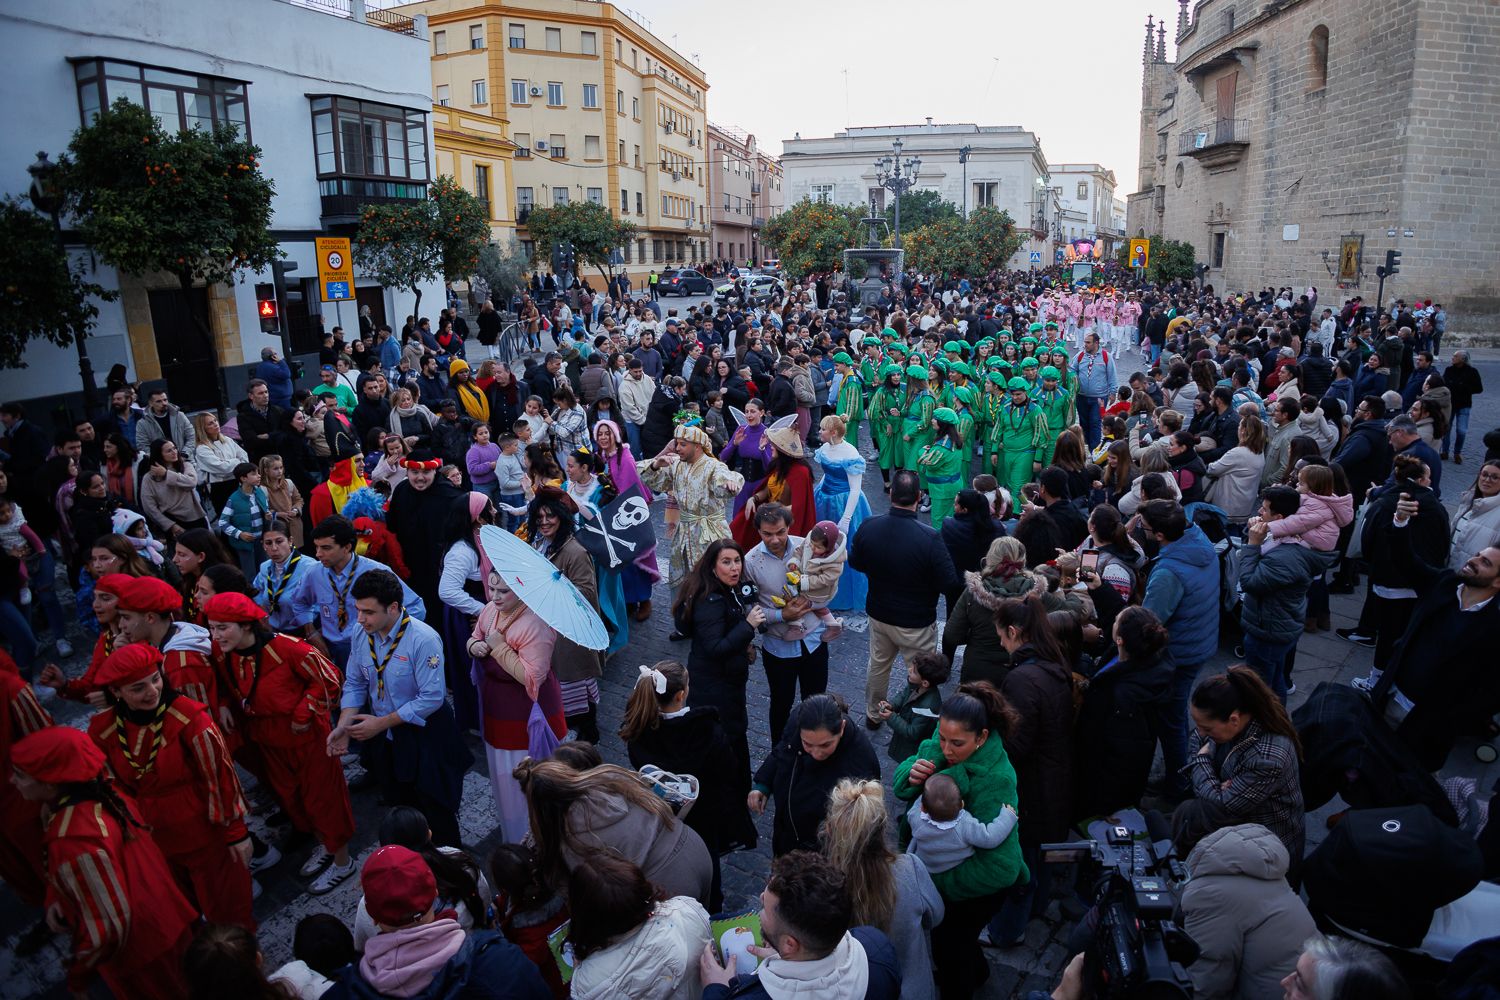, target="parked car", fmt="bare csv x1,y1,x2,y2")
658,268,714,296
715,274,786,306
